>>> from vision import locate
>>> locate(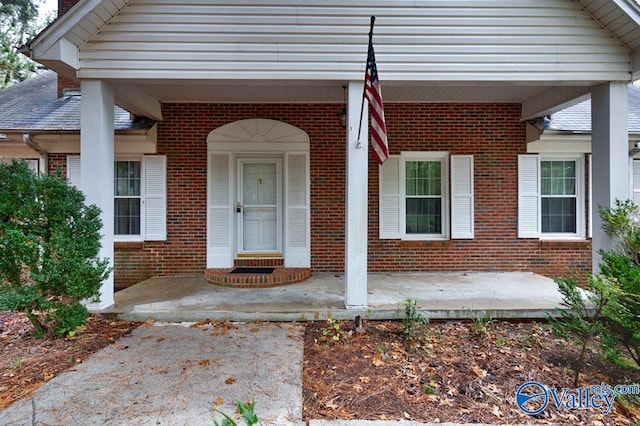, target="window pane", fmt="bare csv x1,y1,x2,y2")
541,160,576,196
406,198,441,234
114,198,141,235
405,160,441,196
541,197,576,233
114,161,141,196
